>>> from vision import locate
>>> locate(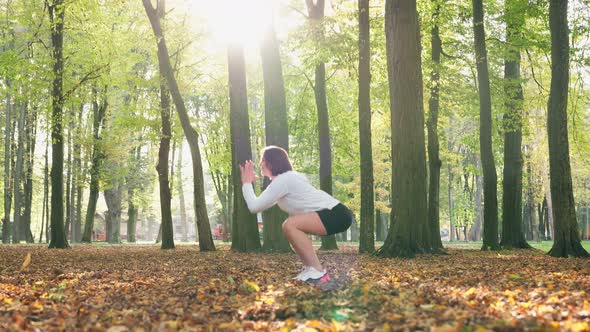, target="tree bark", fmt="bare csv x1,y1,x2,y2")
2,84,12,244
12,103,26,243
472,0,499,251
104,183,123,244
305,0,337,251
260,17,291,252
427,0,444,251
143,0,215,251
546,0,589,257
228,45,261,252
357,0,375,254
376,0,430,258
48,0,70,249
176,141,188,242
81,88,107,243
72,105,83,242
501,0,530,249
